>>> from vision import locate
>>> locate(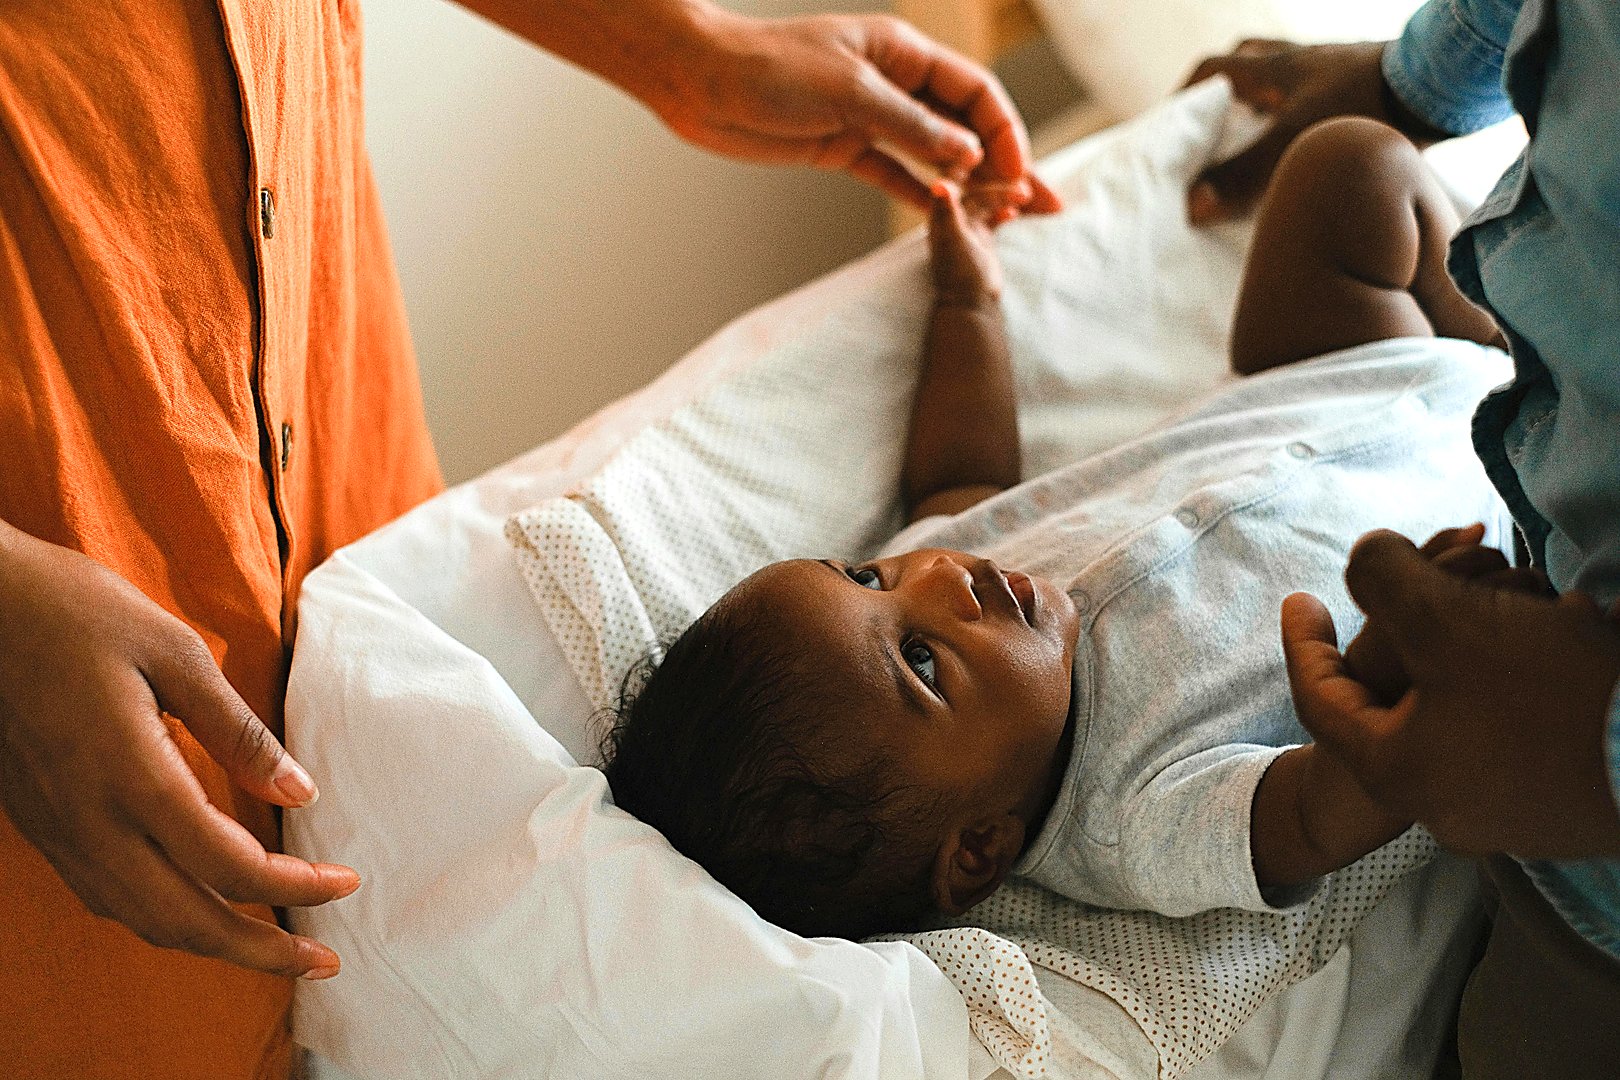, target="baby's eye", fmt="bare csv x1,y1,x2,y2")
902,638,937,688
849,567,882,590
